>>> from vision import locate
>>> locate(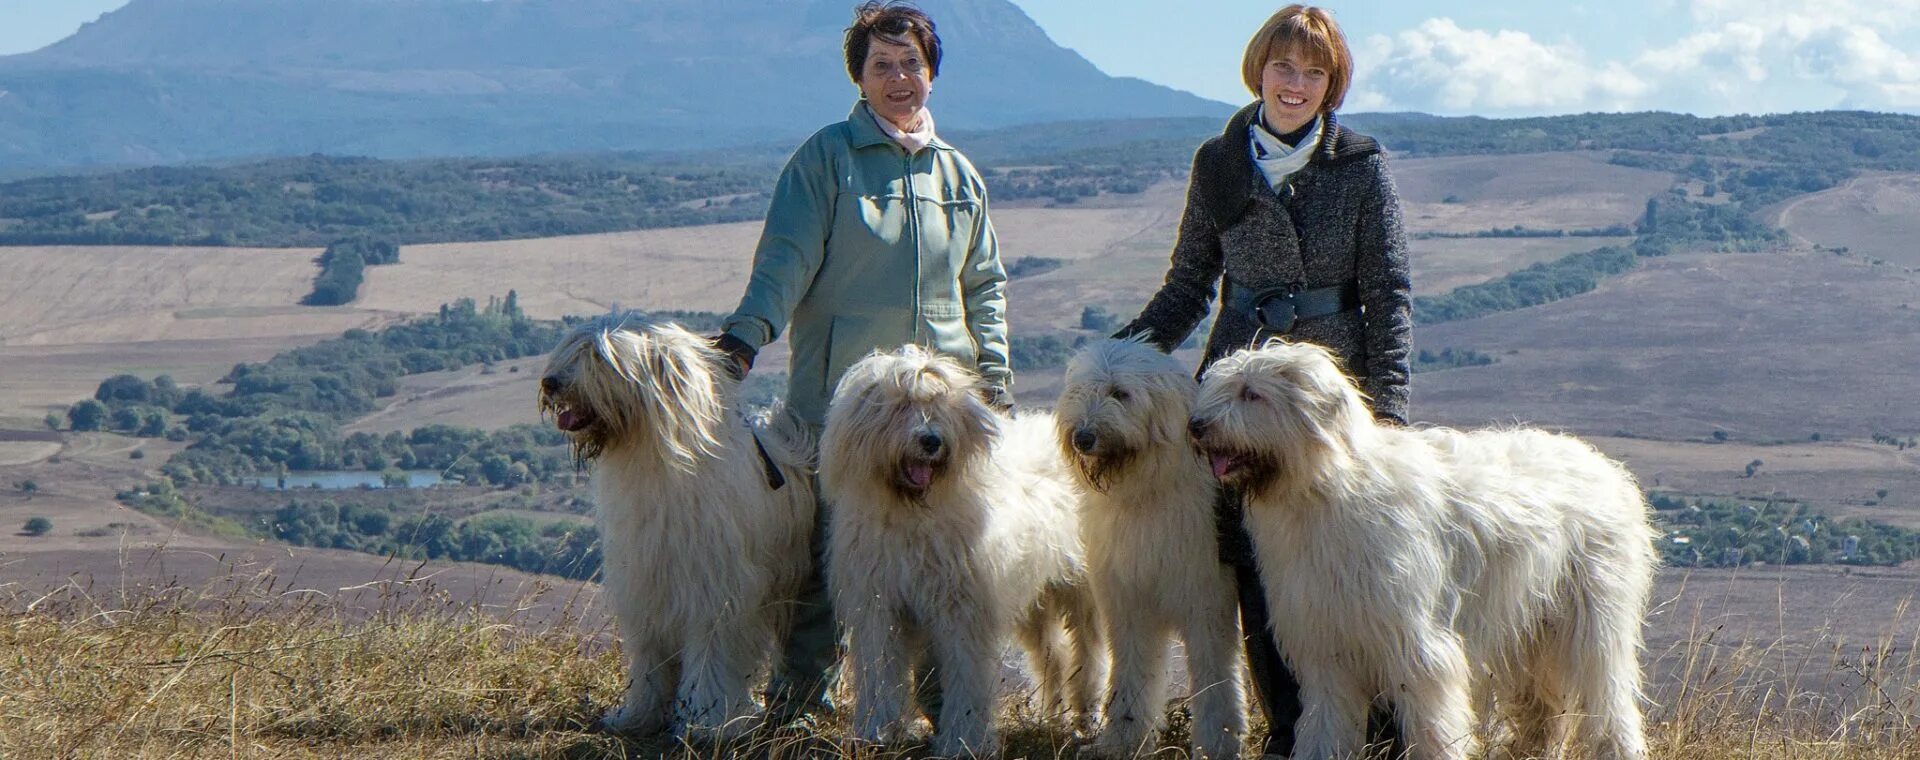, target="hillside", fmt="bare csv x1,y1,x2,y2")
0,0,1229,171
5,110,1920,248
